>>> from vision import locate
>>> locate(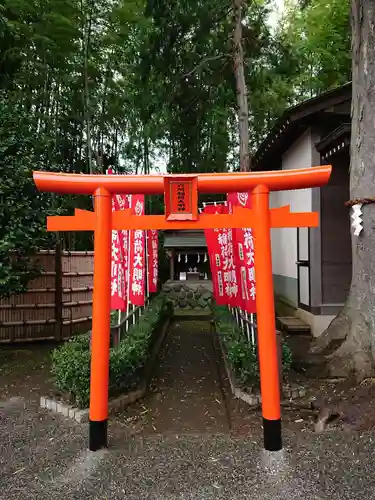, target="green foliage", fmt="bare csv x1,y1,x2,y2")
282,0,351,97
213,305,292,388
0,92,57,297
0,0,352,176
214,305,259,386
51,332,91,407
141,0,275,171
281,340,293,375
249,0,351,149
0,0,351,292
51,294,168,408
